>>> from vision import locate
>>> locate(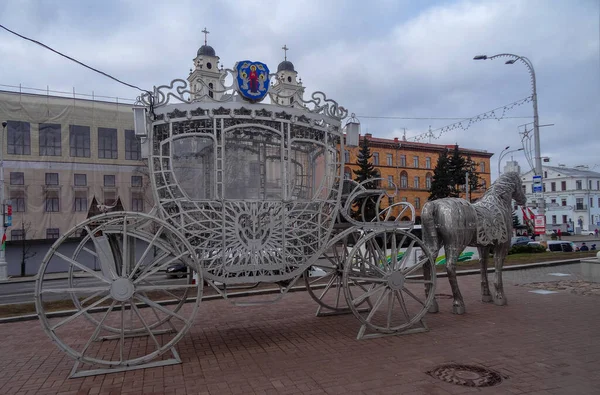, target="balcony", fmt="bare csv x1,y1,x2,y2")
574,204,588,211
